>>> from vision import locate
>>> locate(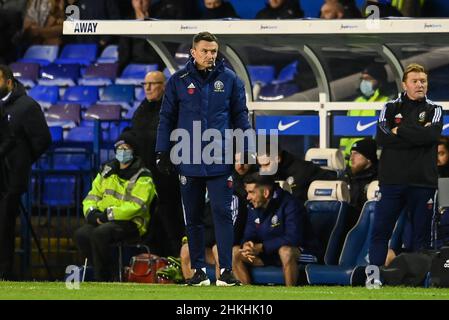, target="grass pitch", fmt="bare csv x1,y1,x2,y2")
0,282,448,300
